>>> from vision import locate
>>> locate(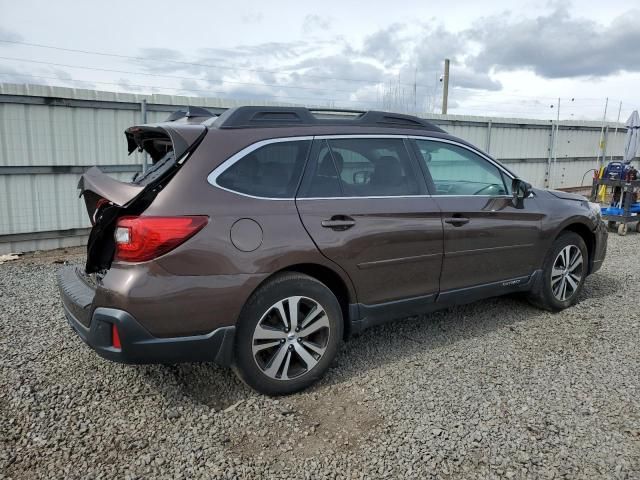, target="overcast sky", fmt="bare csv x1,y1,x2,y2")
1,0,639,121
